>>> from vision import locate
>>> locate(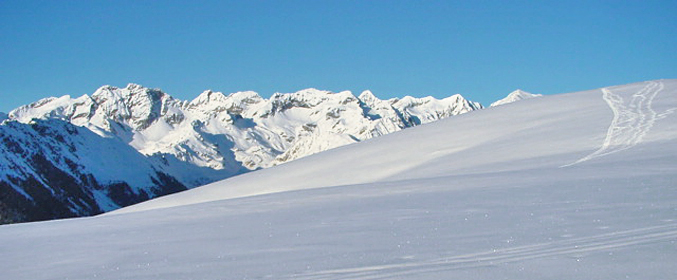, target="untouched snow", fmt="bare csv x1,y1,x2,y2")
490,89,542,107
1,80,676,279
